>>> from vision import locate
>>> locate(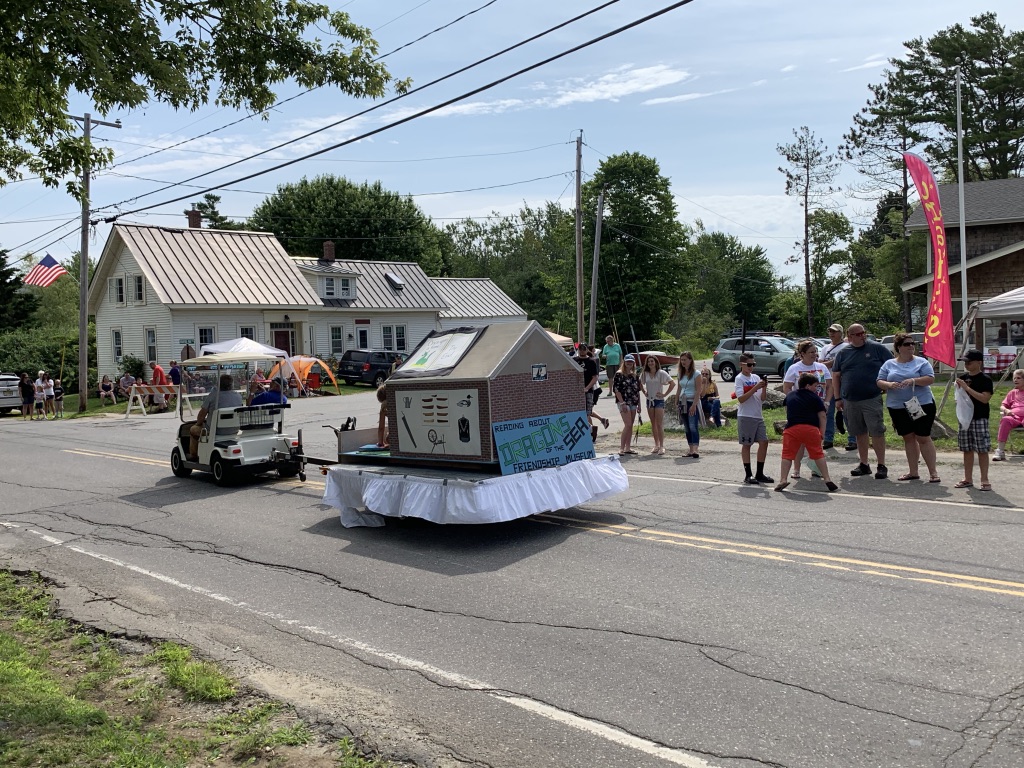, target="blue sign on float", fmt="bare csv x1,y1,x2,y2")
491,410,595,475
